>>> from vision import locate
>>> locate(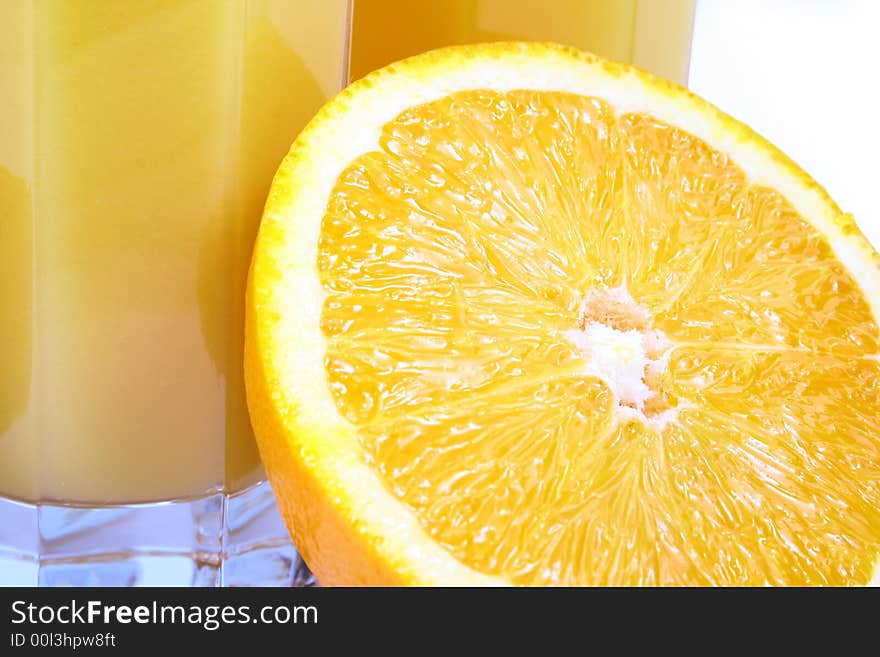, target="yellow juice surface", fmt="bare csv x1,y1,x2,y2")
350,0,694,86
0,0,350,504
